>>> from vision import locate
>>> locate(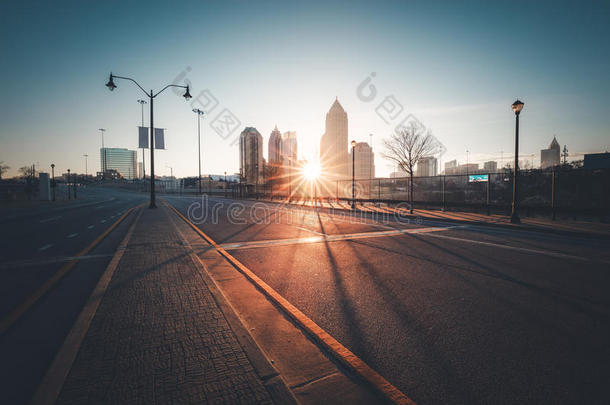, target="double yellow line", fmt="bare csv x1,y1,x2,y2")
0,205,139,335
